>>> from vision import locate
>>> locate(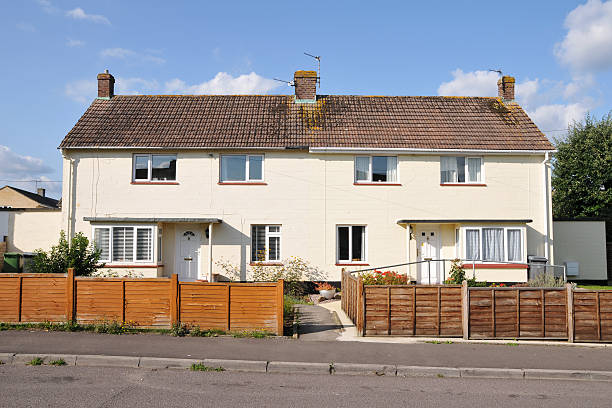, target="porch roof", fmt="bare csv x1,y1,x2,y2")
83,217,222,223
396,219,532,224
